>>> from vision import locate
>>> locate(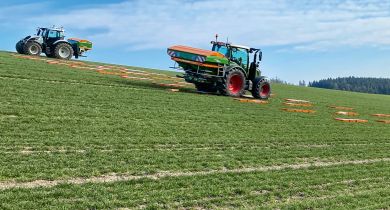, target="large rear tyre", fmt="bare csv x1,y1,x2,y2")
23,41,42,56
195,83,217,93
219,68,246,97
15,41,24,54
54,43,73,60
252,77,271,99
